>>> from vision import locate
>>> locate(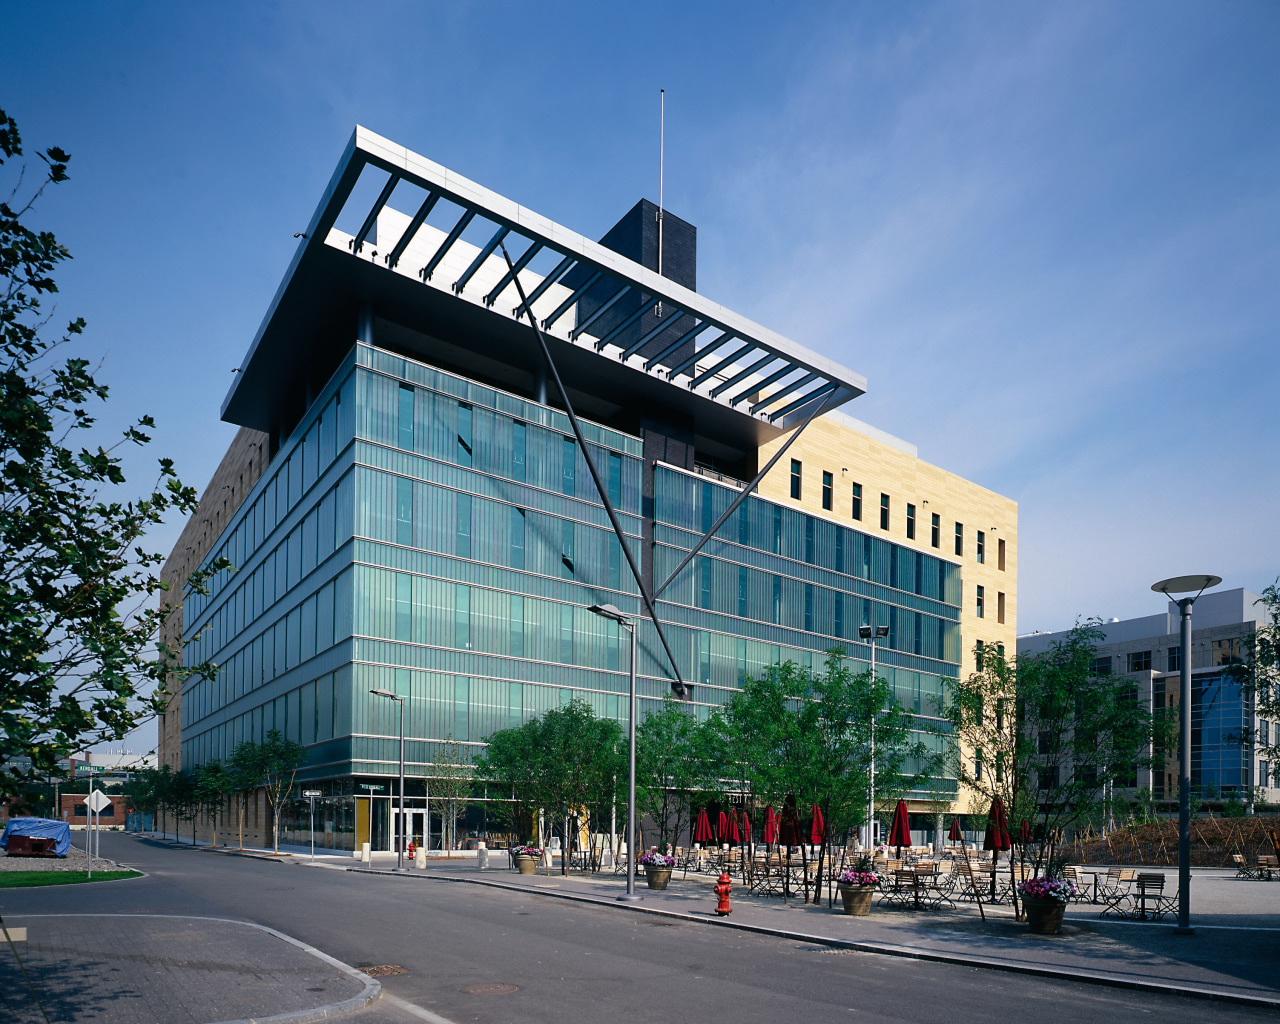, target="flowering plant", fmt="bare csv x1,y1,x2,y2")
638,851,676,867
510,845,543,857
1017,876,1077,901
836,868,879,886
